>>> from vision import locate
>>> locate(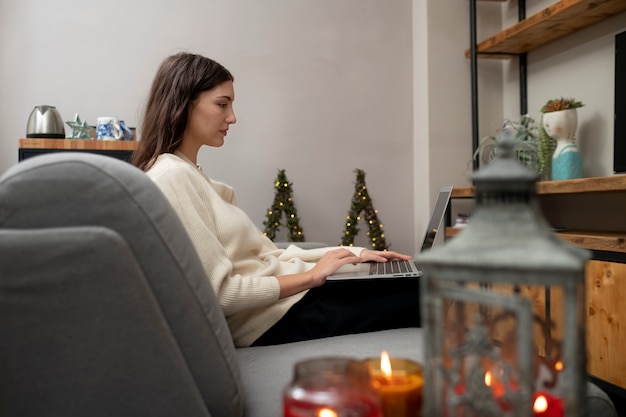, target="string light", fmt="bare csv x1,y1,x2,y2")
263,169,306,242
264,168,390,250
339,169,389,251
